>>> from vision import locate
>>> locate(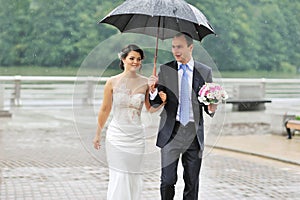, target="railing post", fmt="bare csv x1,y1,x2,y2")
11,75,21,106
0,84,12,117
0,84,4,110
261,78,266,97
83,77,94,105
